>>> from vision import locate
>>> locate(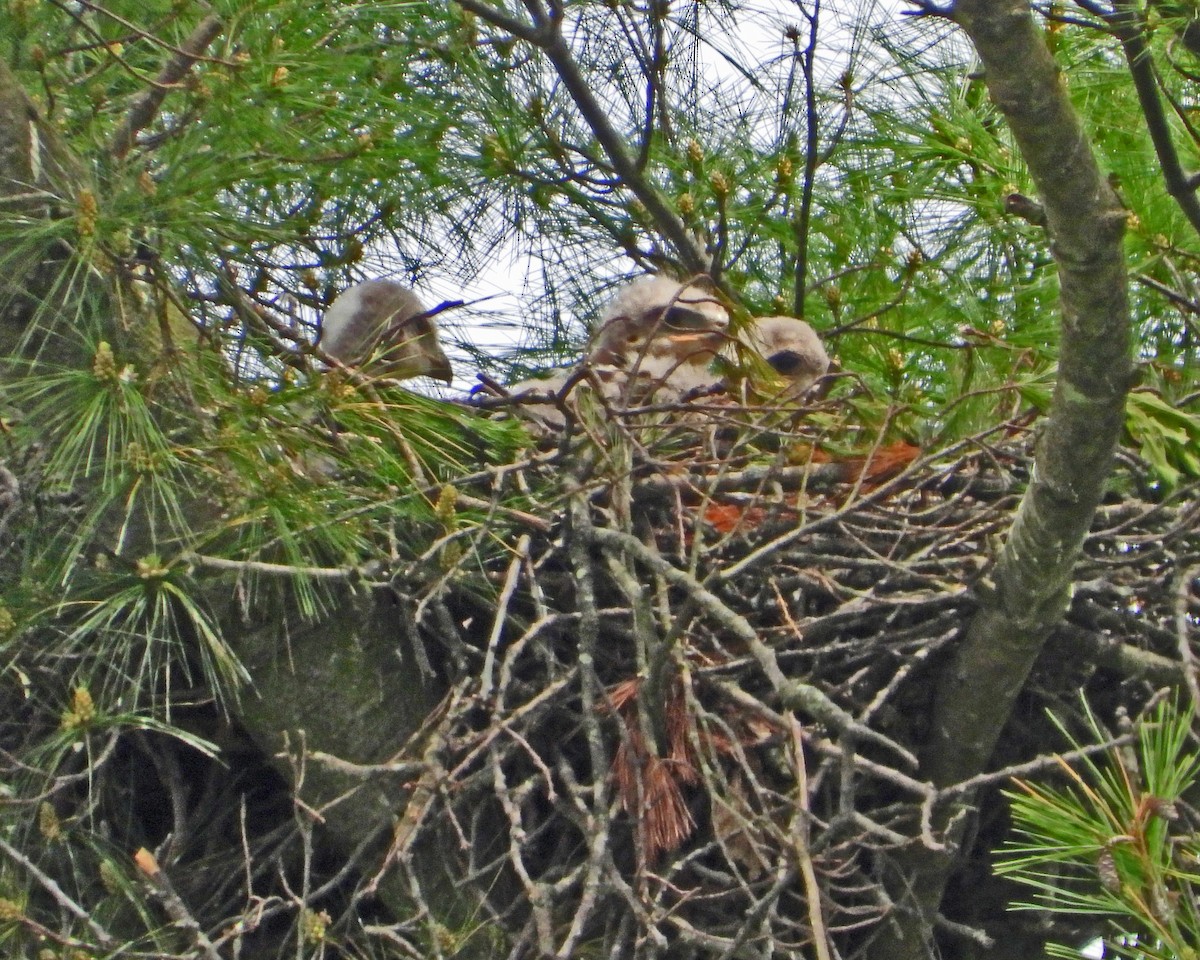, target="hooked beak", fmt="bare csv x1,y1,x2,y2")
428,355,454,384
